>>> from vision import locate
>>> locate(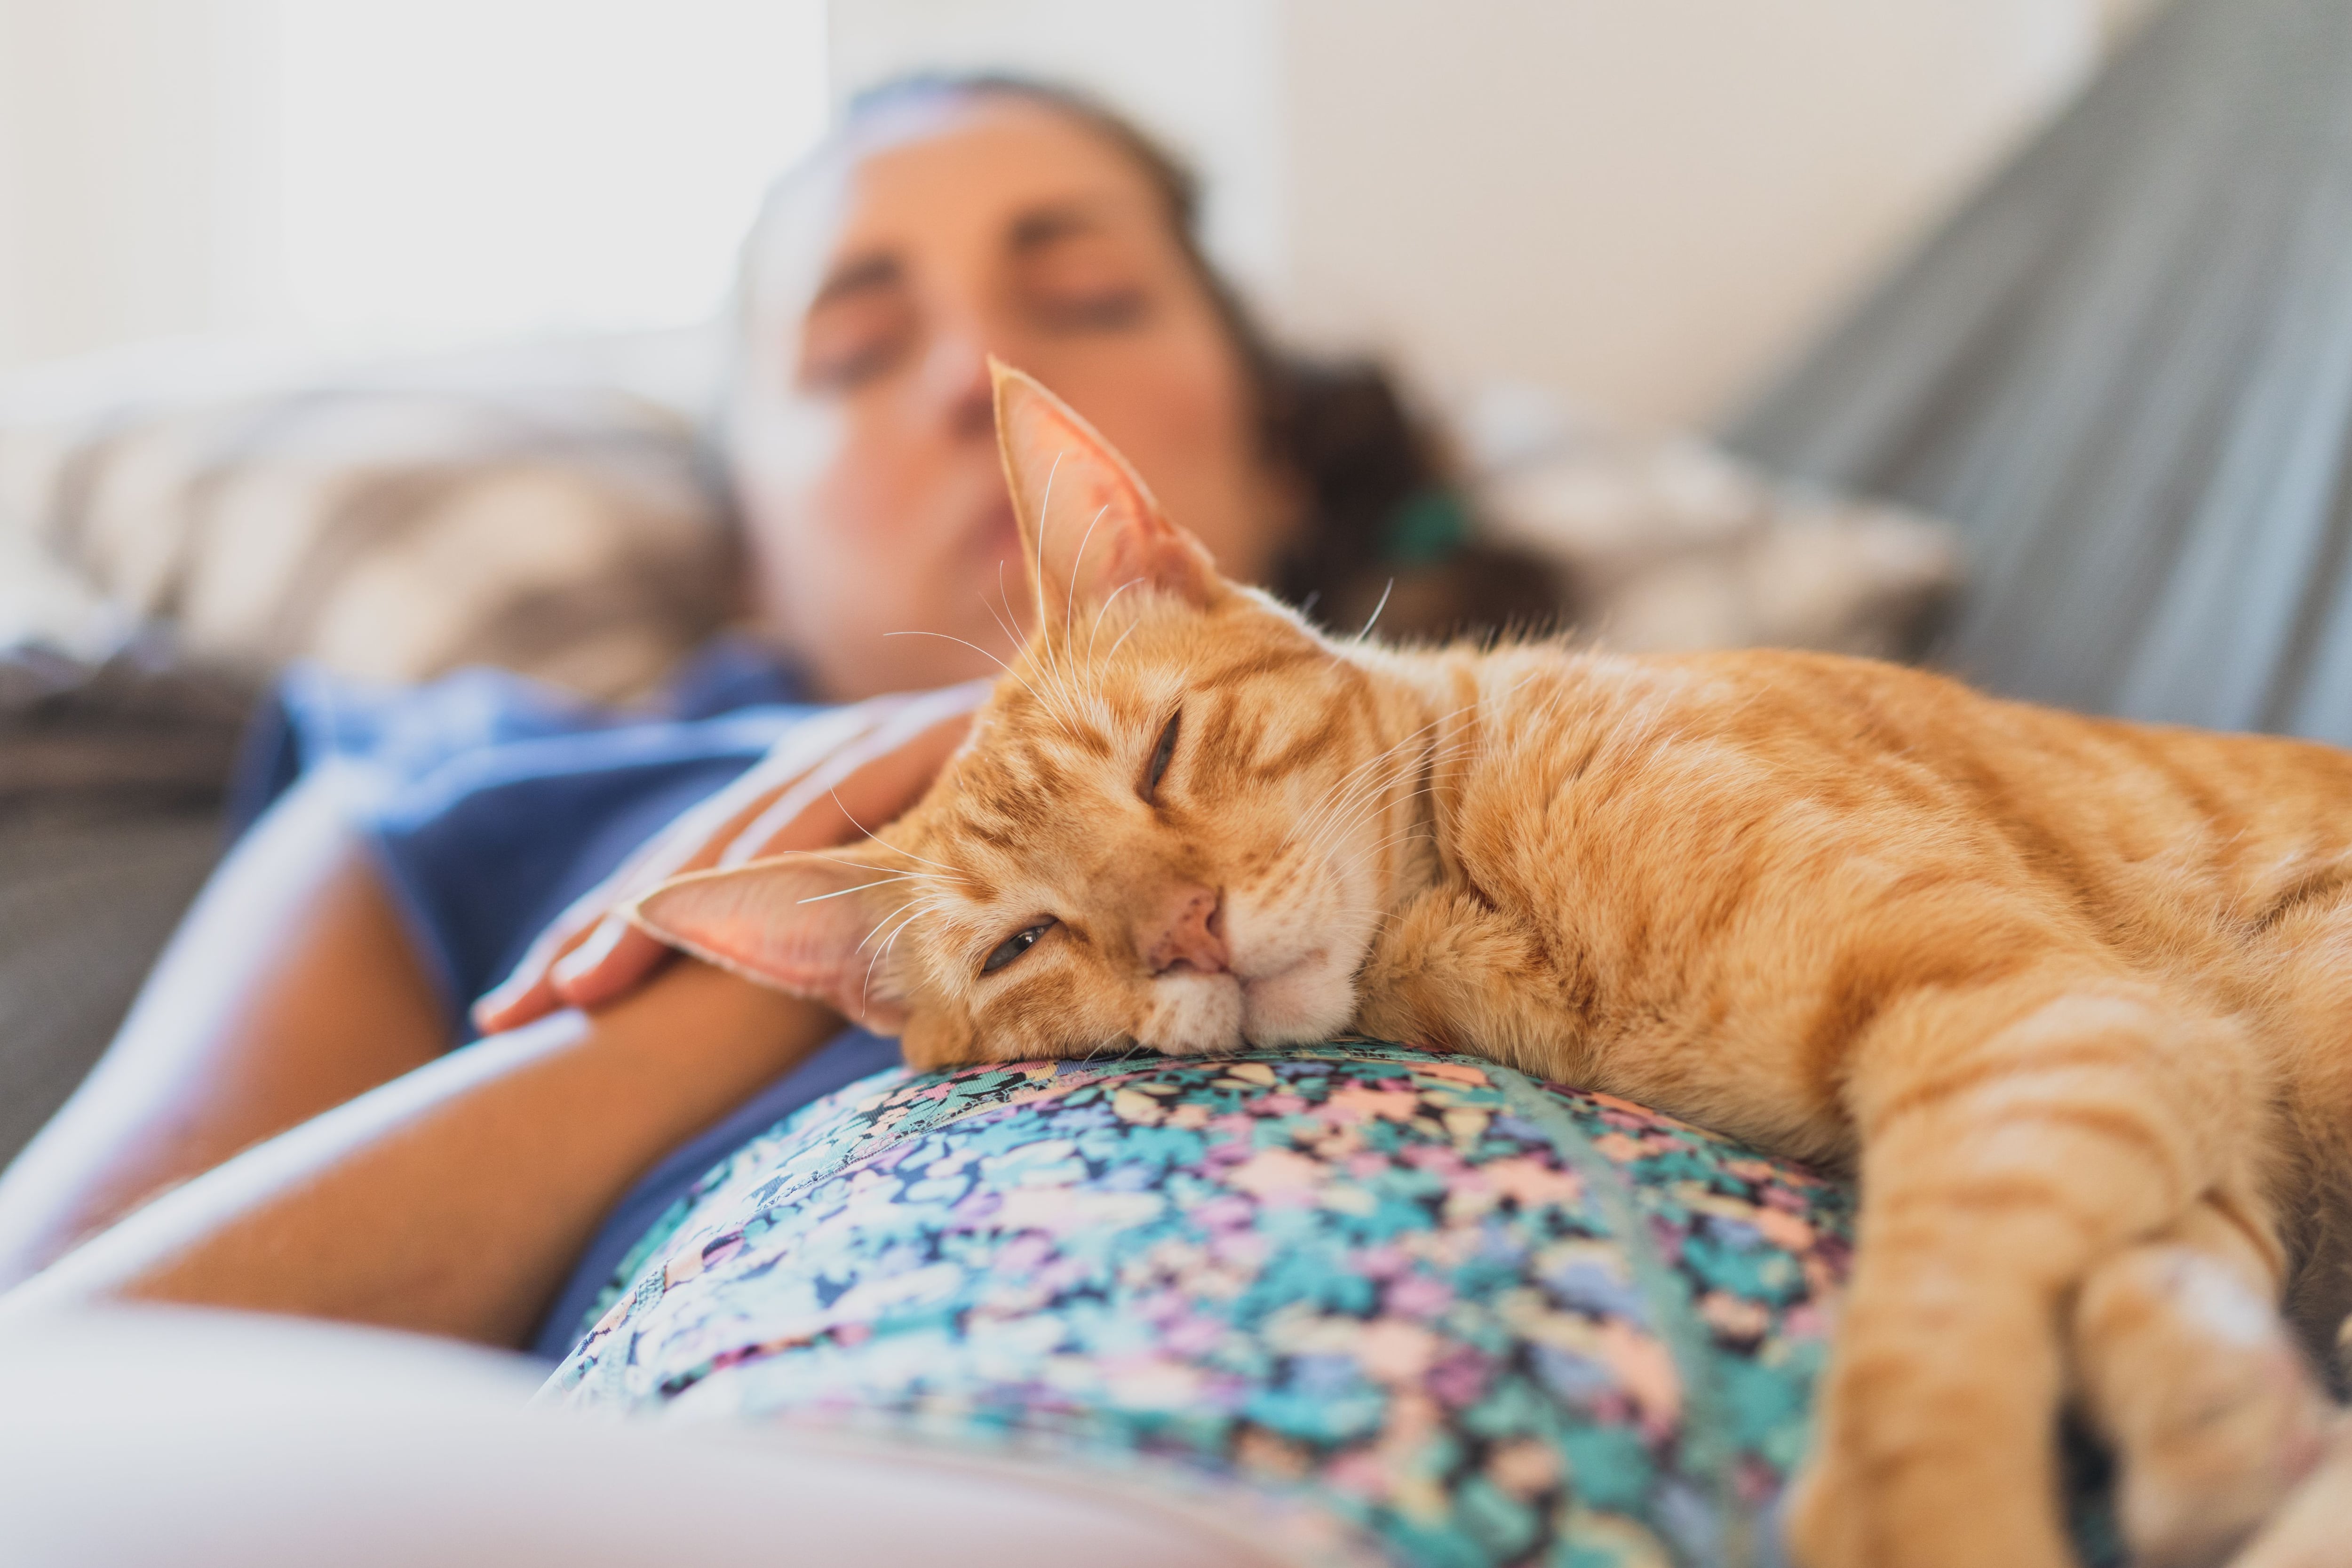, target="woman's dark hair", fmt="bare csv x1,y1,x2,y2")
808,72,1565,644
